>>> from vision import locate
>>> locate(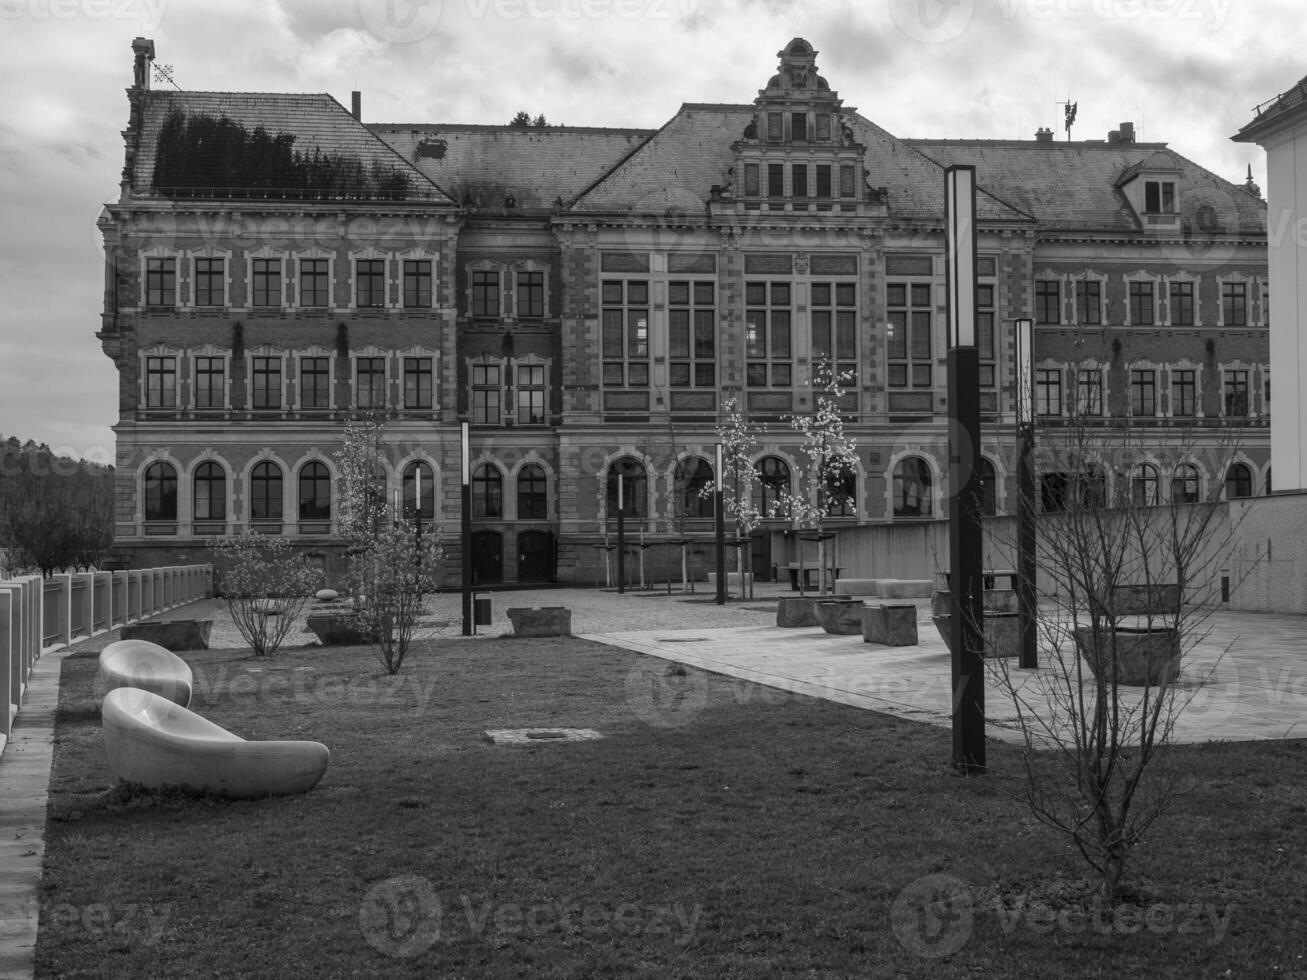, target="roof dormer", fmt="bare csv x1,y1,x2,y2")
1116,149,1182,230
